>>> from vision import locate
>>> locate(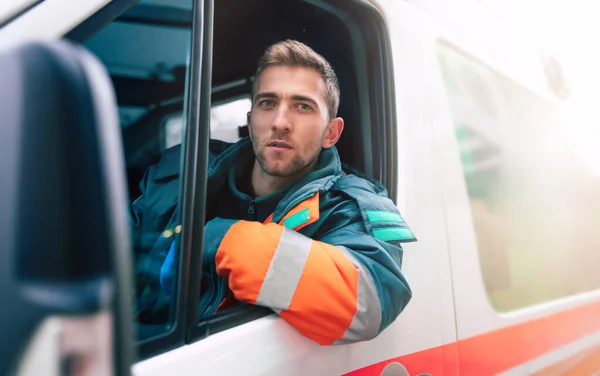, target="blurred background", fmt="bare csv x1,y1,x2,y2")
487,0,600,122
